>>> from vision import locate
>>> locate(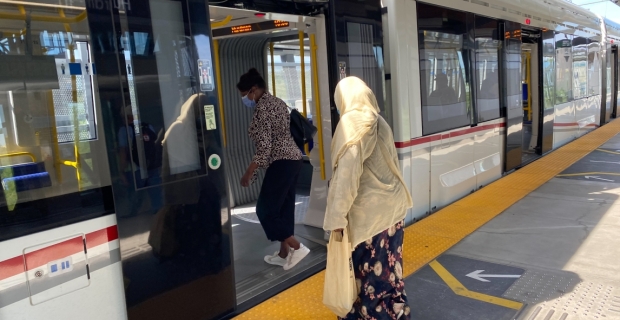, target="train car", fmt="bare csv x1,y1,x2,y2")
1,0,620,319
